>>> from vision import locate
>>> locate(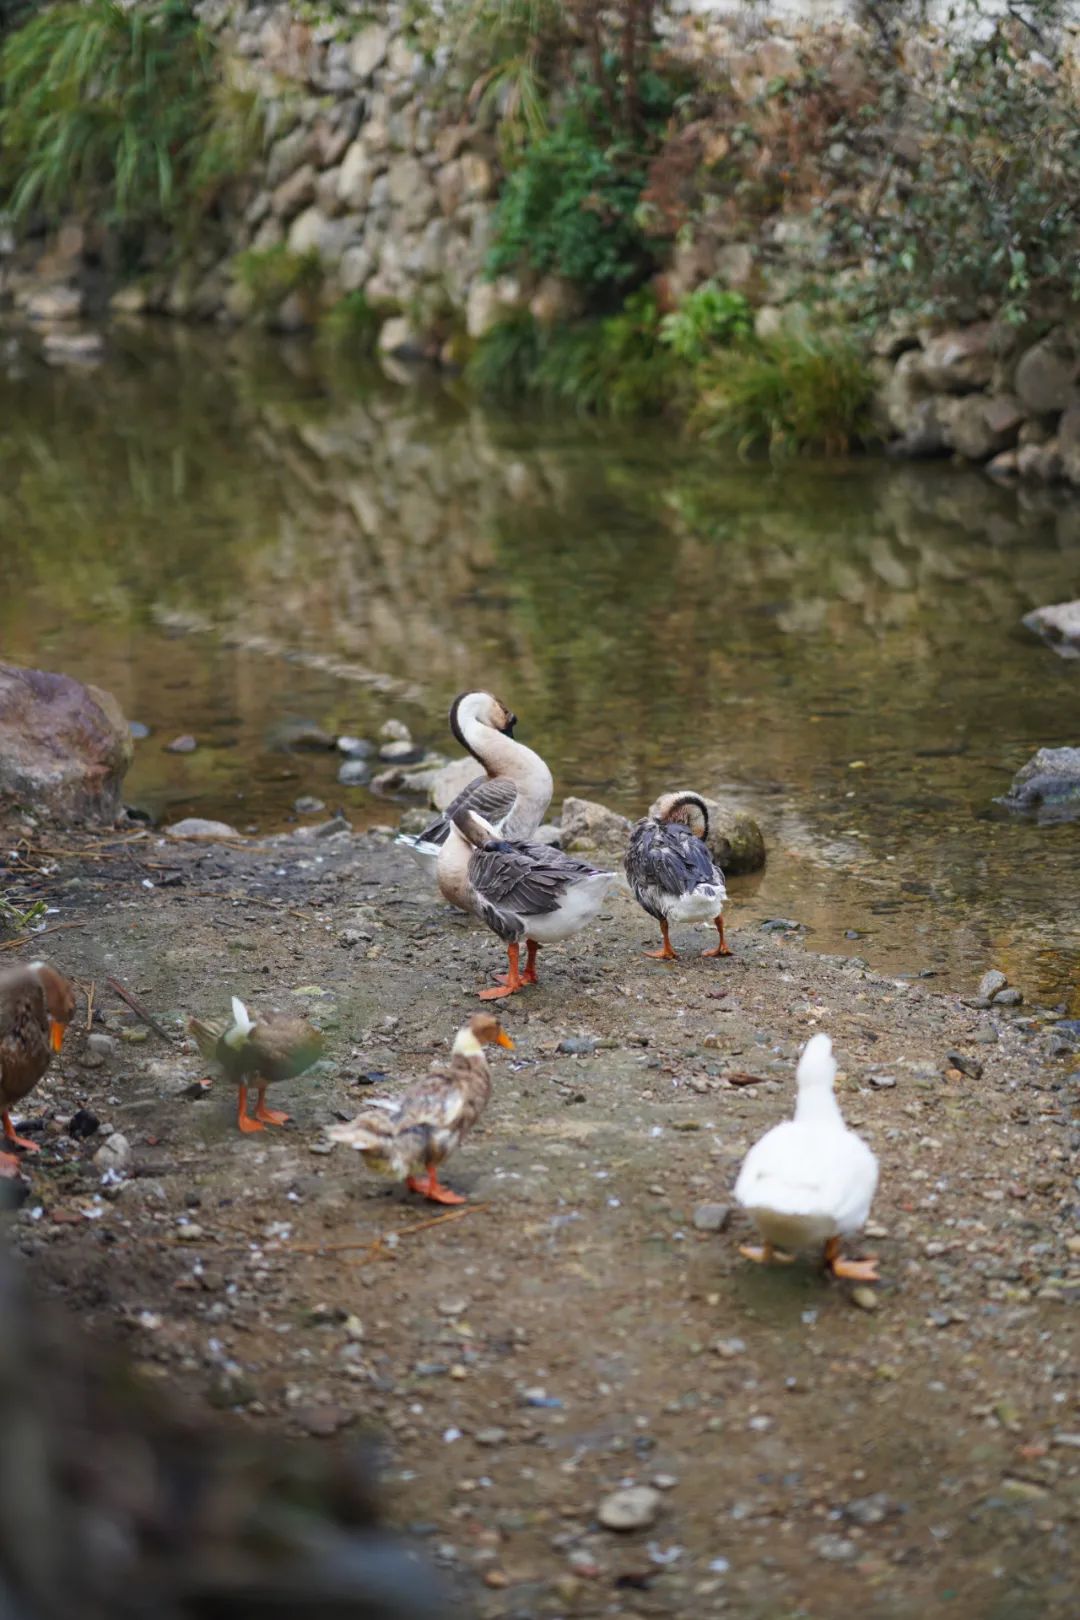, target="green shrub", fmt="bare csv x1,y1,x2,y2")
0,0,260,233
466,308,546,400
487,92,659,302
234,244,323,312
692,330,874,457
659,284,754,364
